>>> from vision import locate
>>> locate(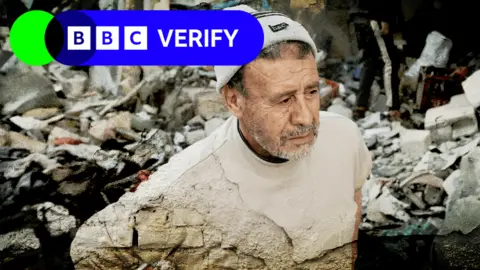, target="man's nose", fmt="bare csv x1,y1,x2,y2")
291,96,313,126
